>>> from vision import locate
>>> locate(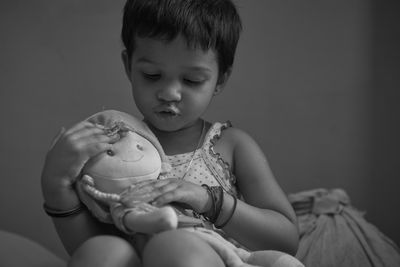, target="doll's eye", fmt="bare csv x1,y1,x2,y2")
136,144,143,151
106,149,115,156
